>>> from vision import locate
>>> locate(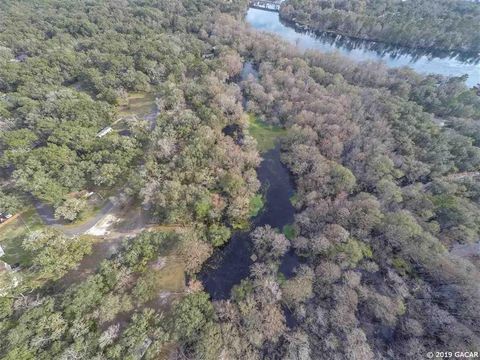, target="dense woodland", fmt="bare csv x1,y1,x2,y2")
280,0,480,55
1,0,480,359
